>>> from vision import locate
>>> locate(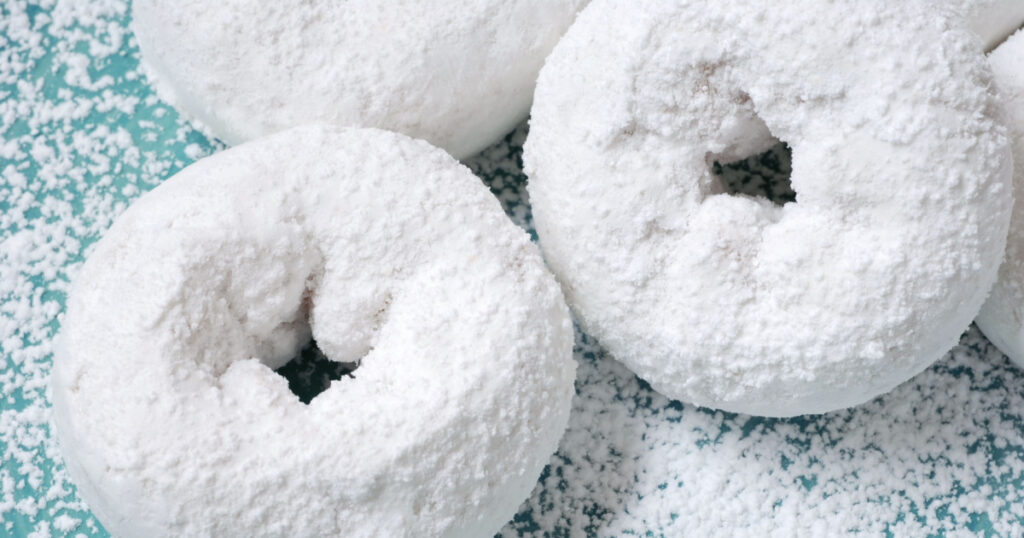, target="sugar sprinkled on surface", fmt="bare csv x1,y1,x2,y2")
1,1,215,535
3,1,1024,536
472,129,1024,537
